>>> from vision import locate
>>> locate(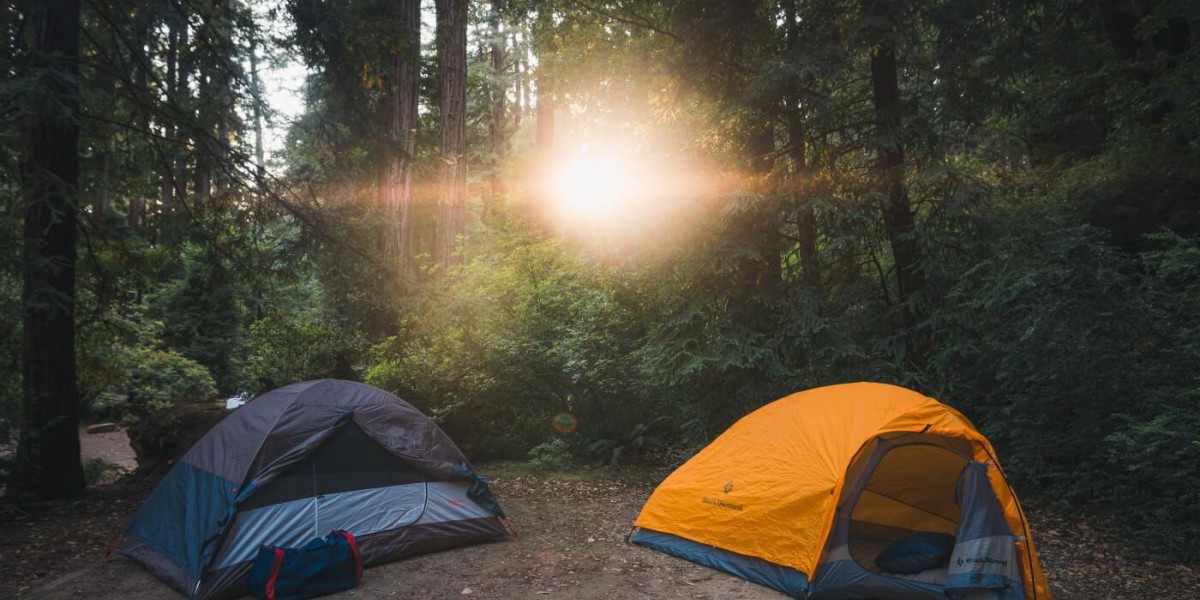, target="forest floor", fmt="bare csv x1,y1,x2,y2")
1,436,1198,599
